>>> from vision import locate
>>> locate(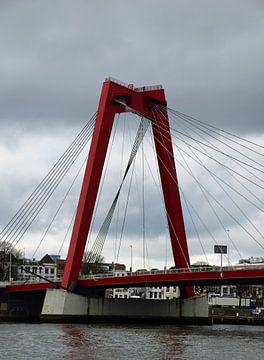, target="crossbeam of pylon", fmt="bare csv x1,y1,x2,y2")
61,78,194,298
